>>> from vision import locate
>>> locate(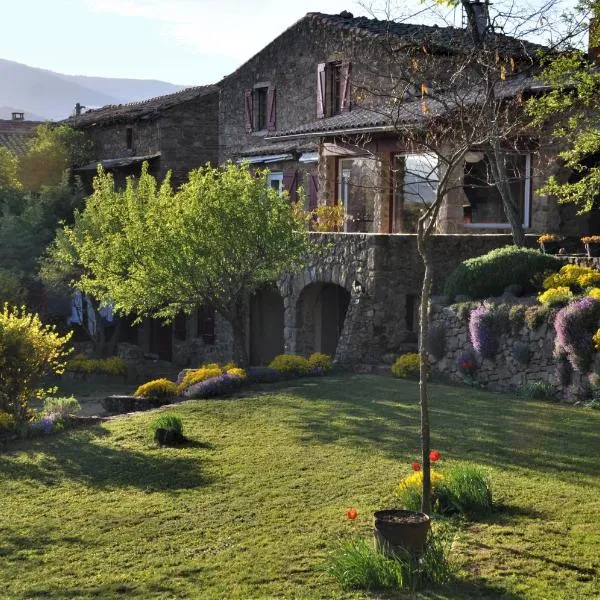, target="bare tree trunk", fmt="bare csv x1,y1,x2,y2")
417,228,432,515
